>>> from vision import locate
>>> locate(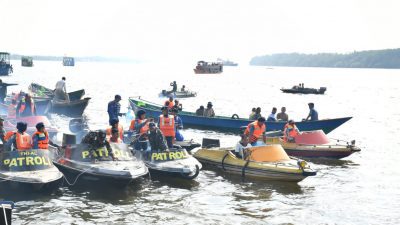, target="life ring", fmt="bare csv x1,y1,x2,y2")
231,114,239,119
180,165,200,179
